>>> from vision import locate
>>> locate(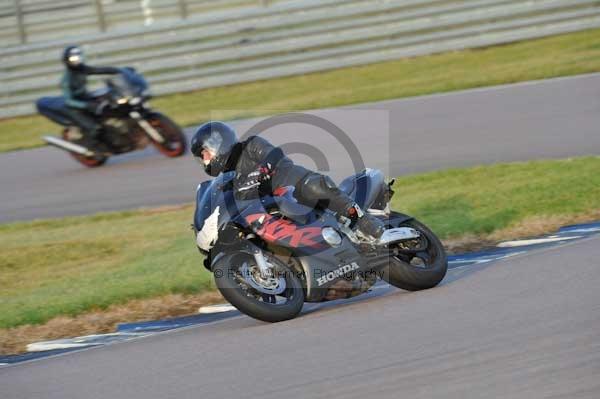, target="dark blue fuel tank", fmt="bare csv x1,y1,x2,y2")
338,168,385,209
